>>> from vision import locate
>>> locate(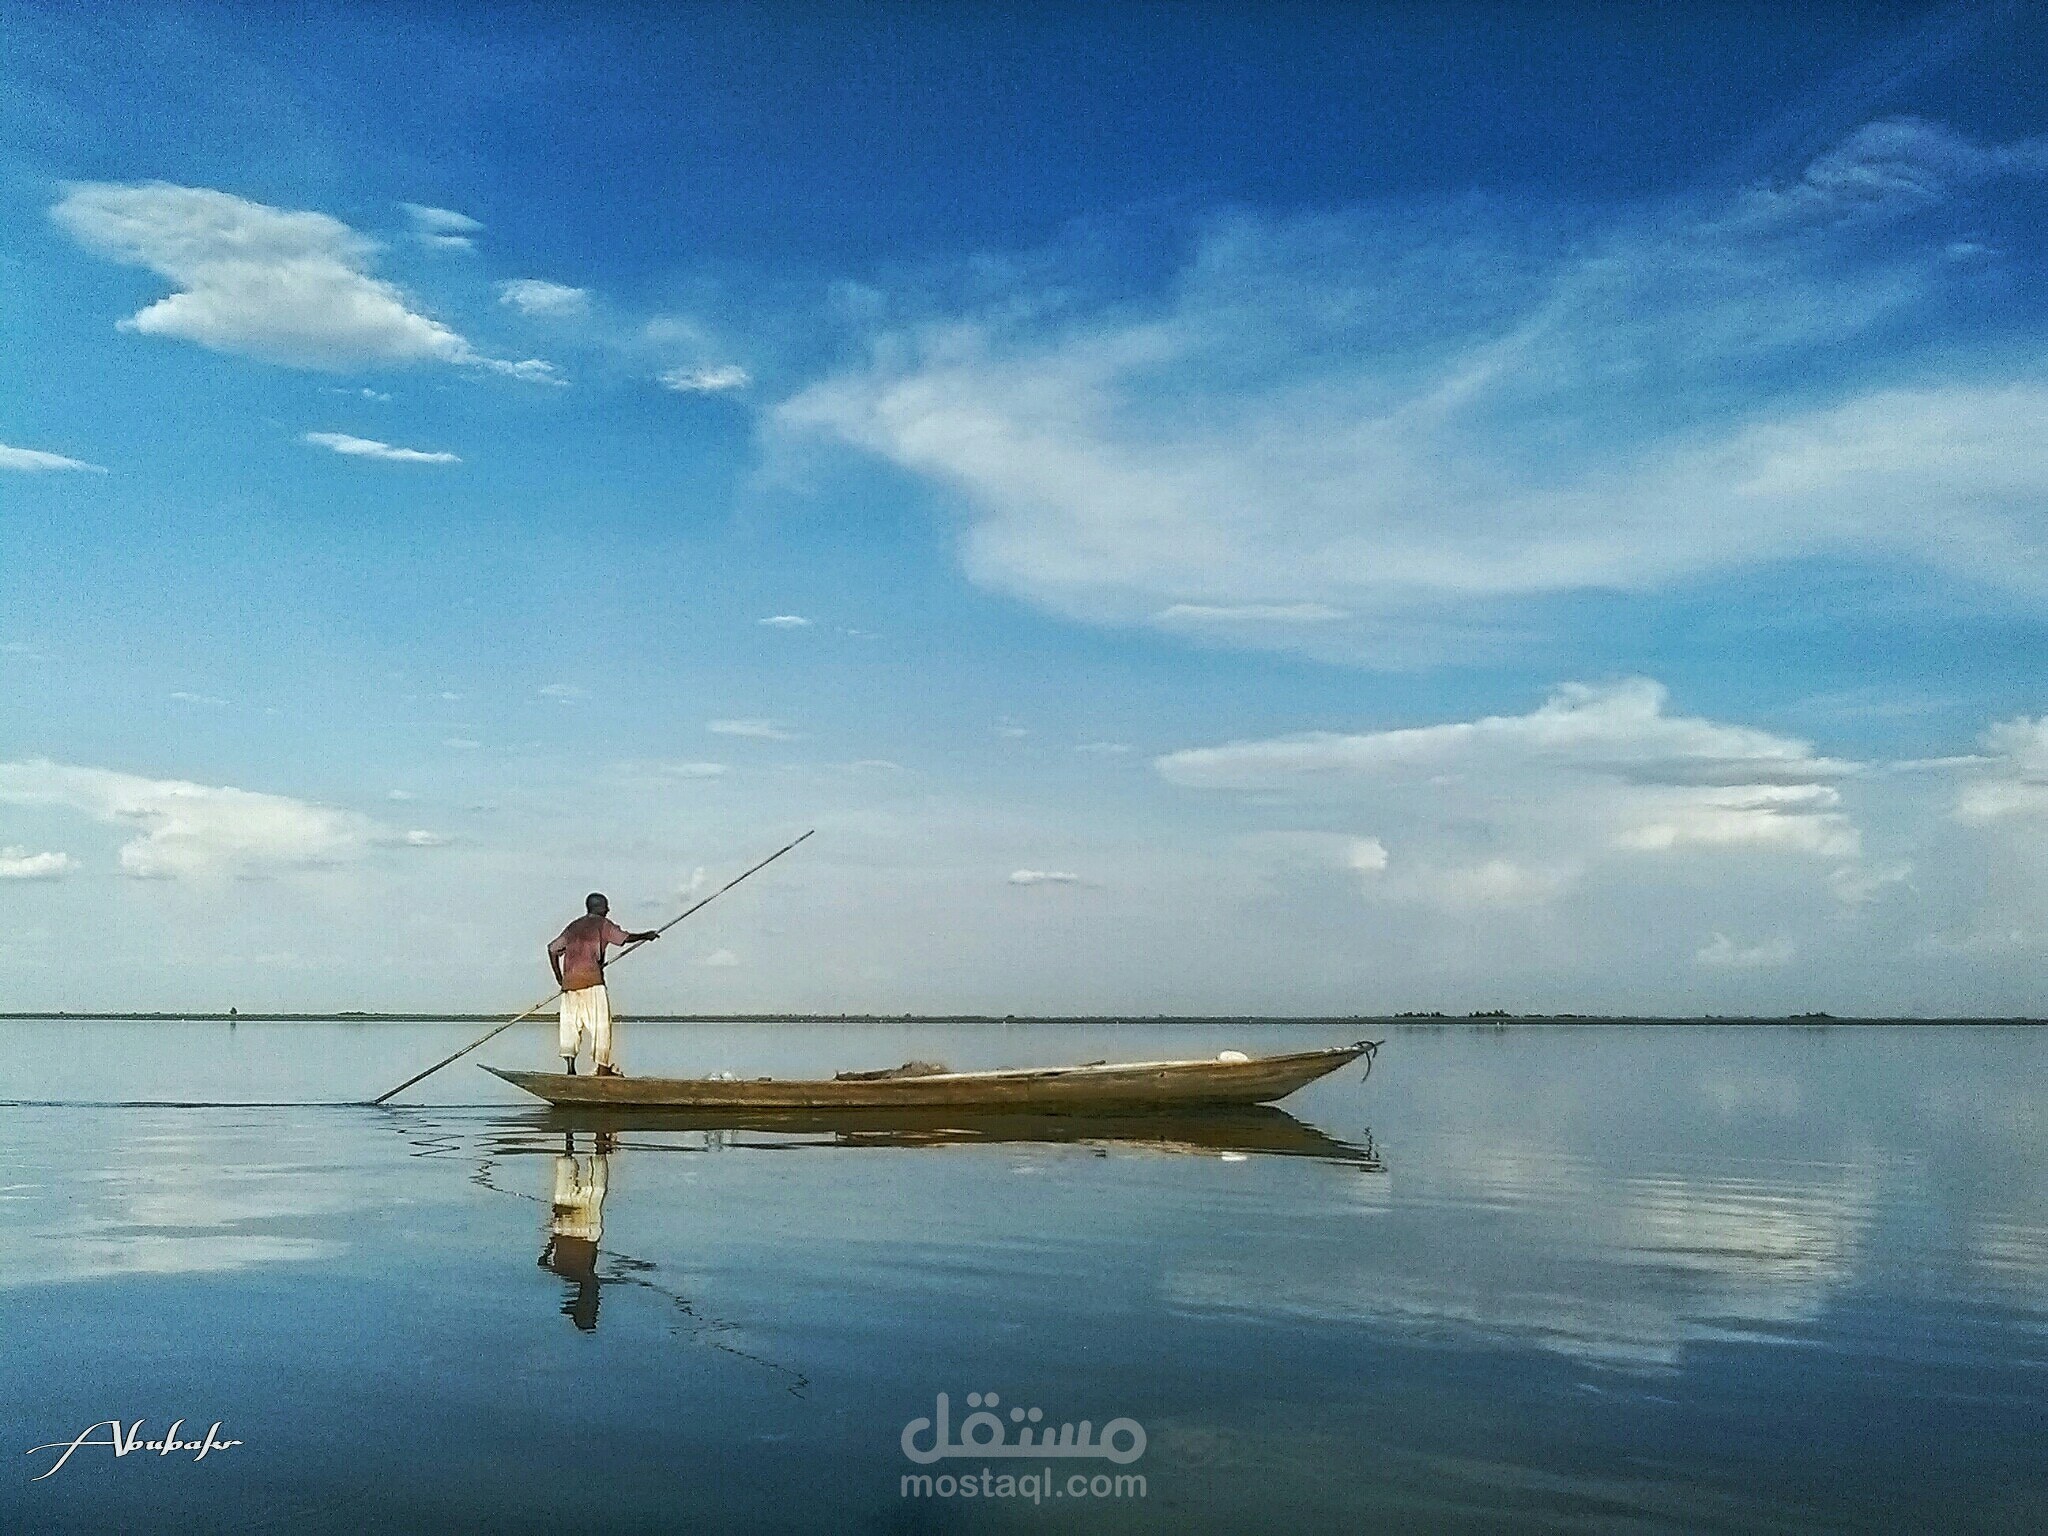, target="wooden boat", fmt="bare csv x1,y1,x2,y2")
482,1039,1377,1112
